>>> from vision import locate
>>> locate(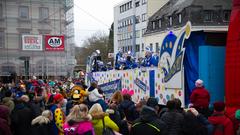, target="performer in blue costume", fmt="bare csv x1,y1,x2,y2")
141,47,159,67
115,48,125,70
